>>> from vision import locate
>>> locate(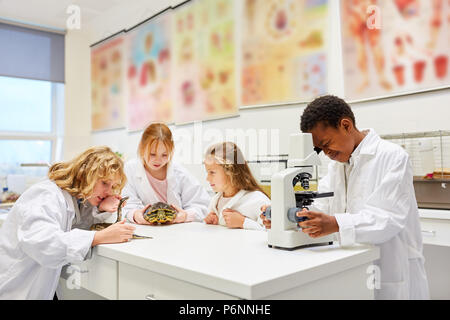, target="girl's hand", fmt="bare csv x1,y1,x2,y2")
170,204,188,224
260,205,271,229
204,211,218,225
133,204,152,225
98,195,122,213
222,209,245,229
92,220,136,246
